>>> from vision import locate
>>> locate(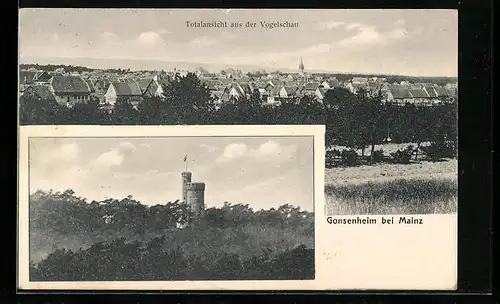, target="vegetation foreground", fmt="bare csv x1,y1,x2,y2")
29,190,314,281
325,177,458,215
